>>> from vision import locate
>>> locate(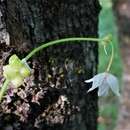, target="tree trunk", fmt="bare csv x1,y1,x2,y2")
114,0,130,130
0,0,100,130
